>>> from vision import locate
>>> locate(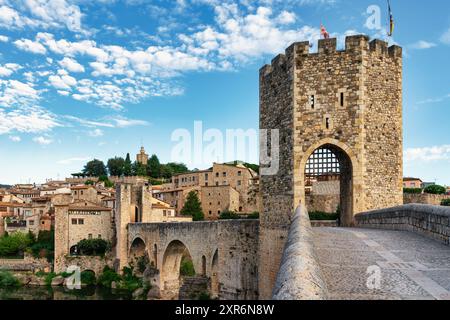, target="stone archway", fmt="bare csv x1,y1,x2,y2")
298,139,358,227
161,240,195,300
211,249,219,299
129,237,148,272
